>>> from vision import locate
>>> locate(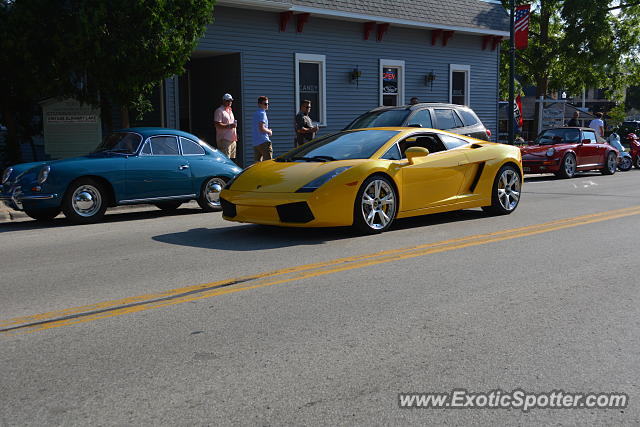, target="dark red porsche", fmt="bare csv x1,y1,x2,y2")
520,127,619,178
